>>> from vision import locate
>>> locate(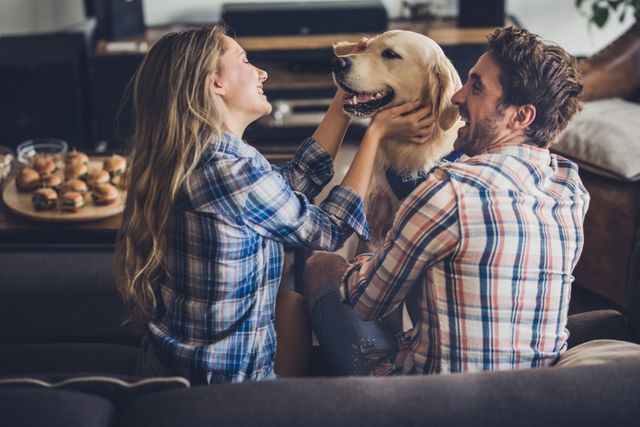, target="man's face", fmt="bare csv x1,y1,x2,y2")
451,52,512,156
